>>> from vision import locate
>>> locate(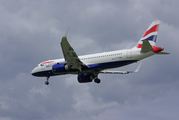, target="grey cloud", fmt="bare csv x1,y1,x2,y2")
0,0,179,120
